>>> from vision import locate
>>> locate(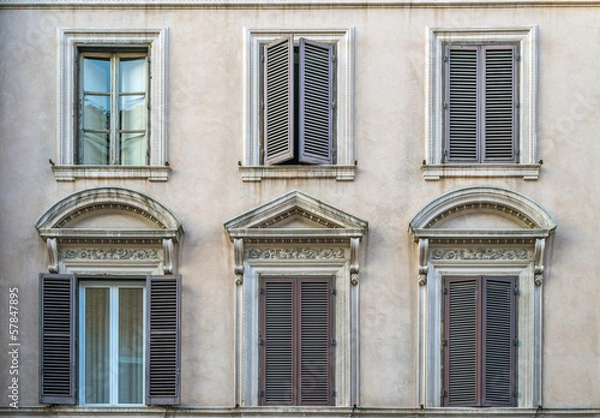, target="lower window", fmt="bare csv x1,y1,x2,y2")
79,282,145,405
259,276,334,406
443,276,517,407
